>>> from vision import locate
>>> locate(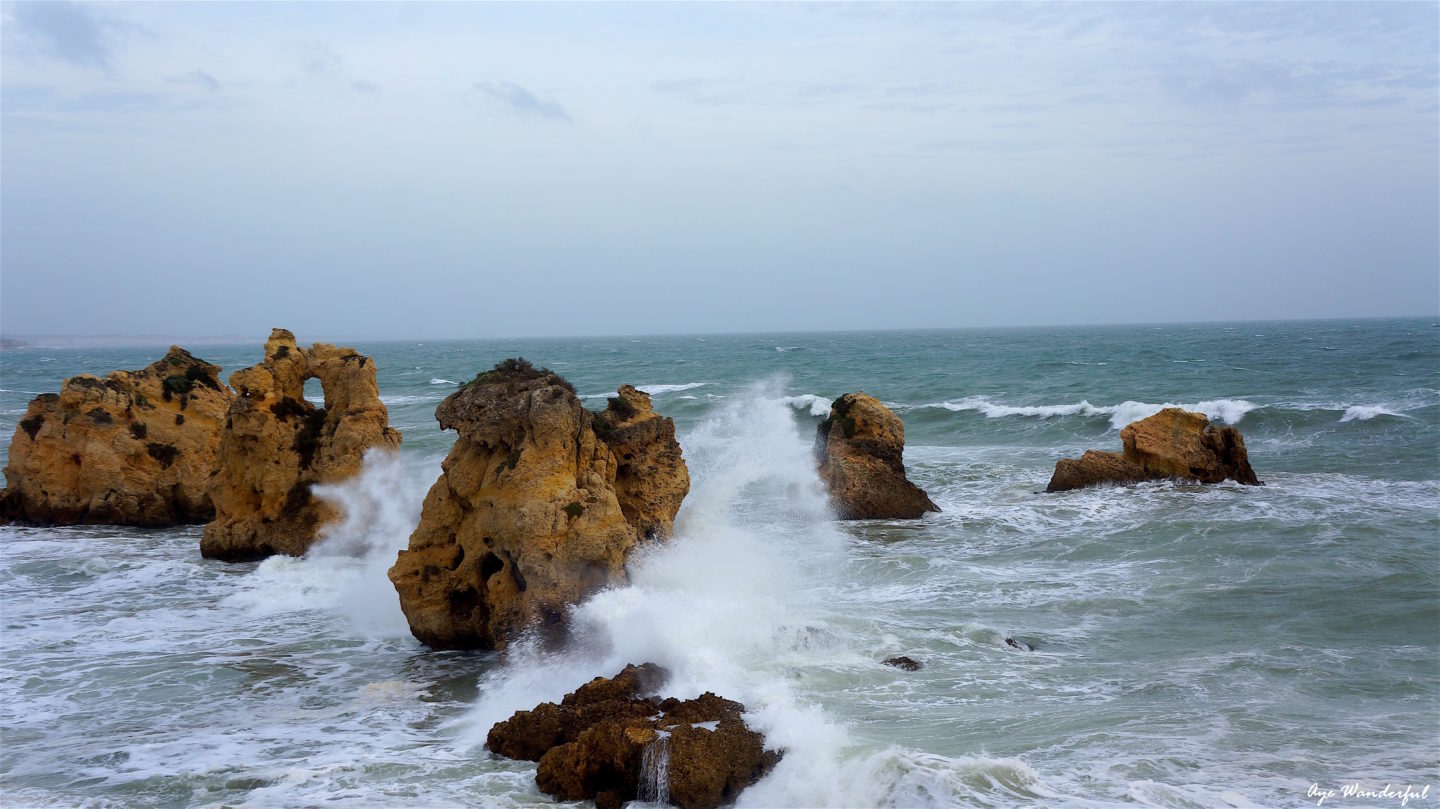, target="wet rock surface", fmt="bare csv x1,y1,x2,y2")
815,392,938,519
1047,407,1260,492
487,664,778,809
